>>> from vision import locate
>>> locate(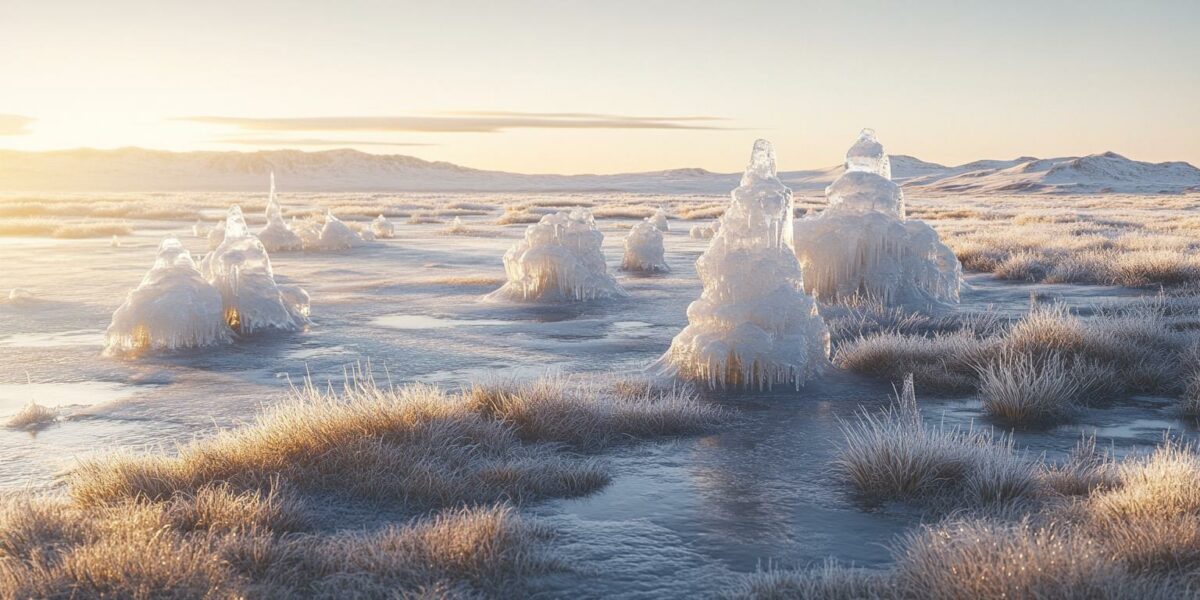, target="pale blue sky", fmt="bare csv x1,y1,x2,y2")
2,0,1196,173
